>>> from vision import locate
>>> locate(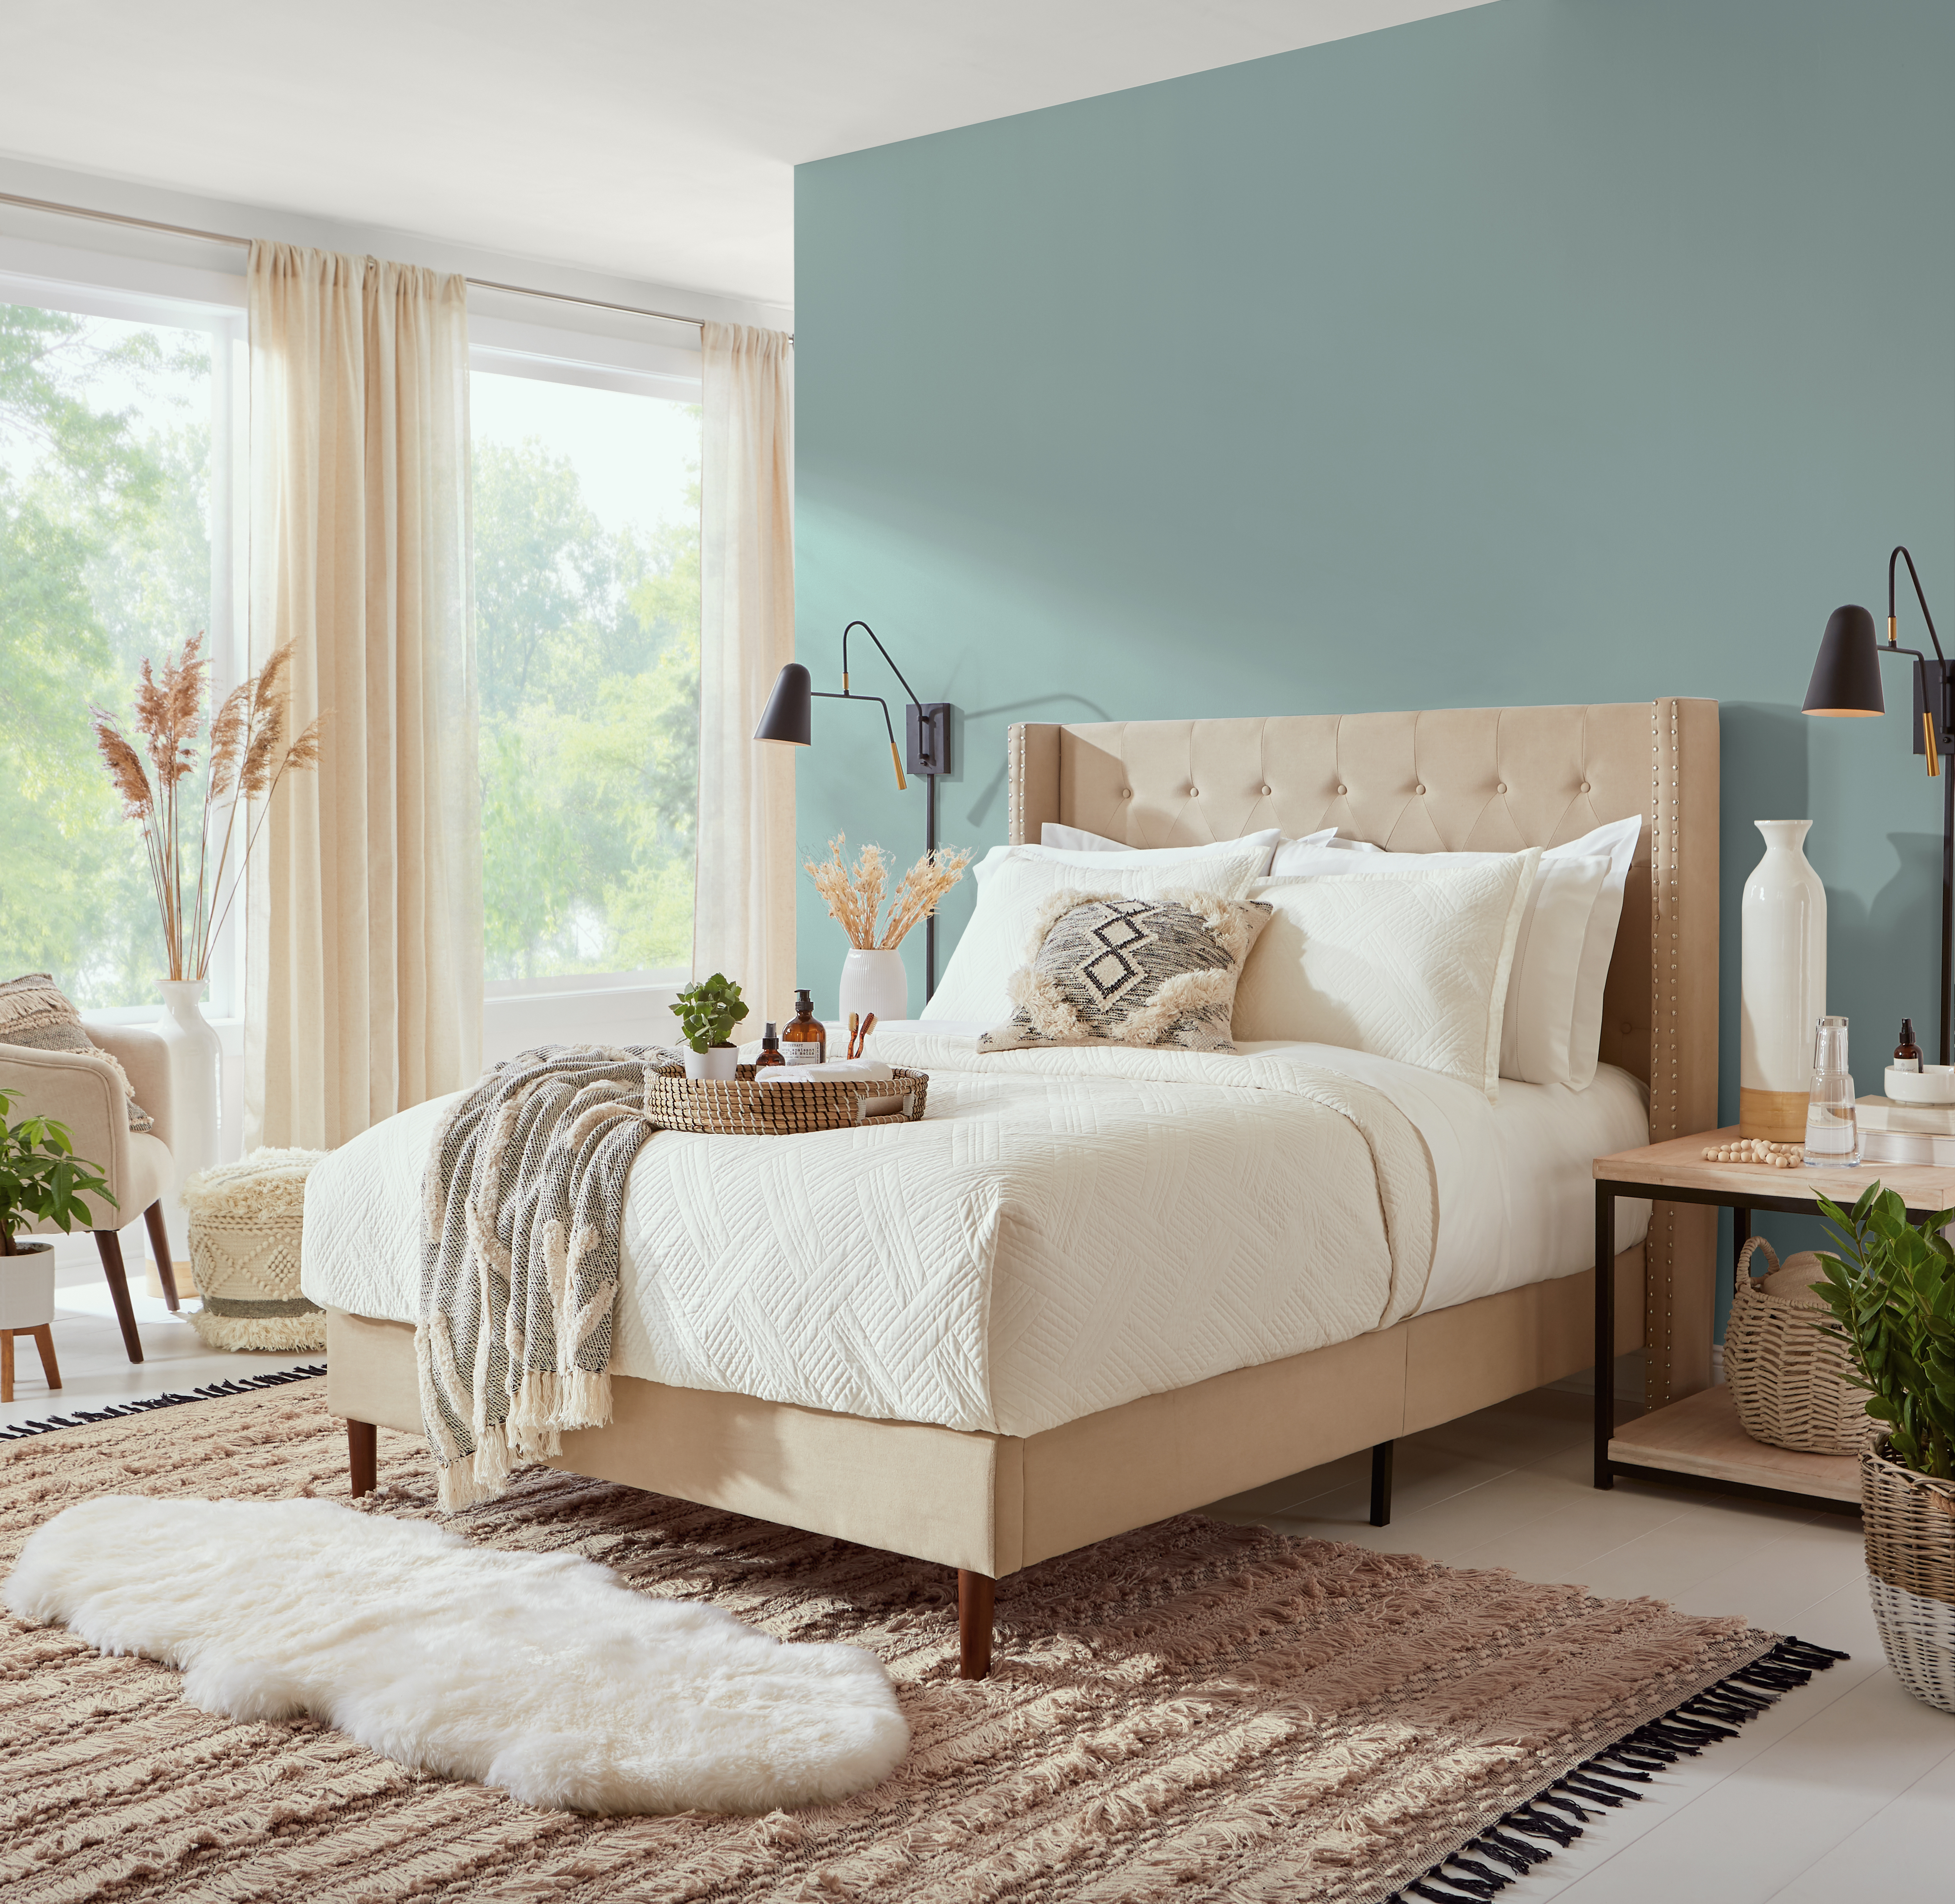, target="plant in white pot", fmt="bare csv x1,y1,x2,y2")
1813,1183,1955,1712
804,834,972,1029
0,1085,116,1339
670,974,749,1081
